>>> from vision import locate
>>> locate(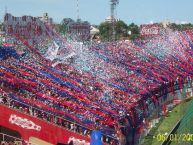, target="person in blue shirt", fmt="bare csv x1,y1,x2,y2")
90,129,102,145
